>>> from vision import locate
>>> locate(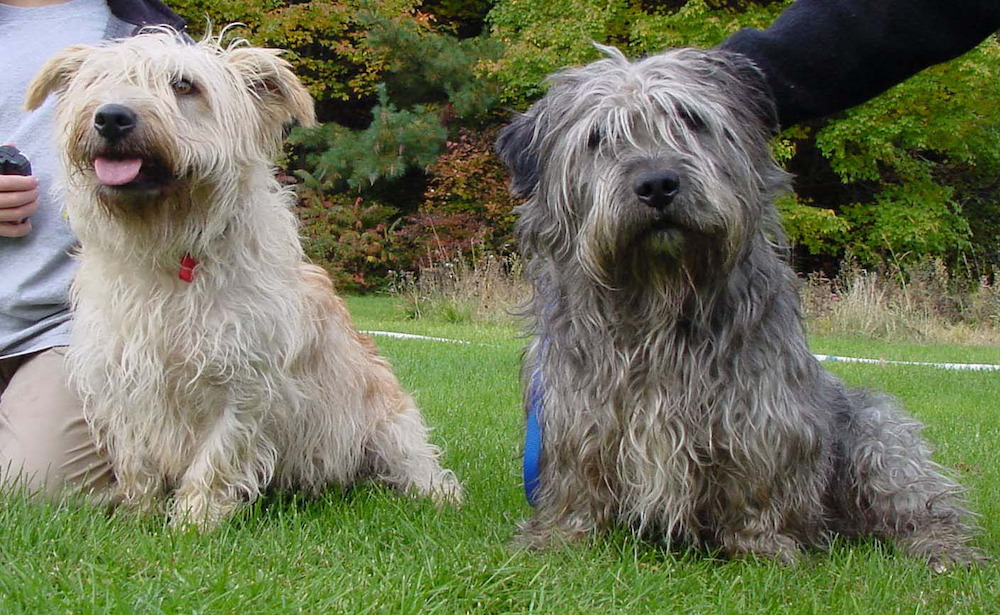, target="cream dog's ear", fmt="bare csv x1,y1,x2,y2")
227,47,316,130
24,44,94,111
